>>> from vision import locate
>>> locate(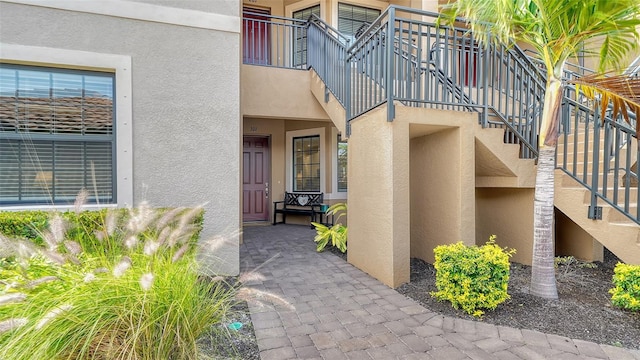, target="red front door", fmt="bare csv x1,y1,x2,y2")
243,136,270,222
243,7,270,65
